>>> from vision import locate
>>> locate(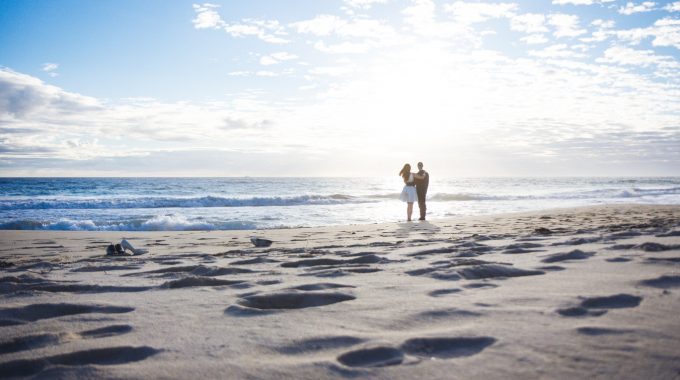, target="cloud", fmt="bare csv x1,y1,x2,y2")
313,40,370,54
615,17,680,49
664,2,680,11
596,46,680,68
0,68,100,118
343,0,387,9
618,2,657,15
442,2,518,24
521,34,549,44
259,52,298,66
223,19,289,44
552,0,615,5
41,62,59,77
192,4,289,44
548,13,587,37
291,15,396,40
528,43,586,58
221,117,273,130
510,13,548,33
192,3,224,29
